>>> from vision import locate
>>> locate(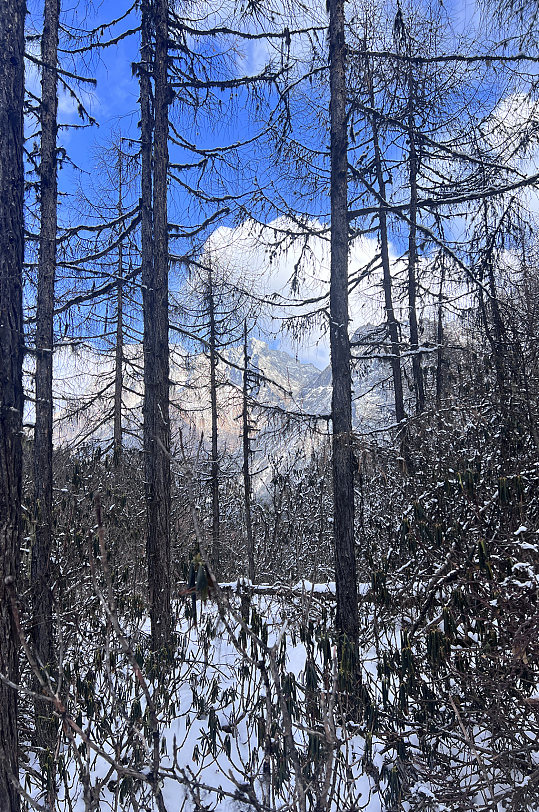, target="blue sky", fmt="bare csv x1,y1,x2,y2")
23,0,539,369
